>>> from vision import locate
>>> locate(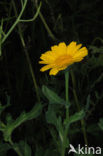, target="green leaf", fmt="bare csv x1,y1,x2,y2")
46,105,63,130
69,110,85,124
2,103,42,142
64,110,85,127
46,107,64,143
14,141,32,156
46,107,57,126
42,85,66,105
56,116,64,143
49,128,61,152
